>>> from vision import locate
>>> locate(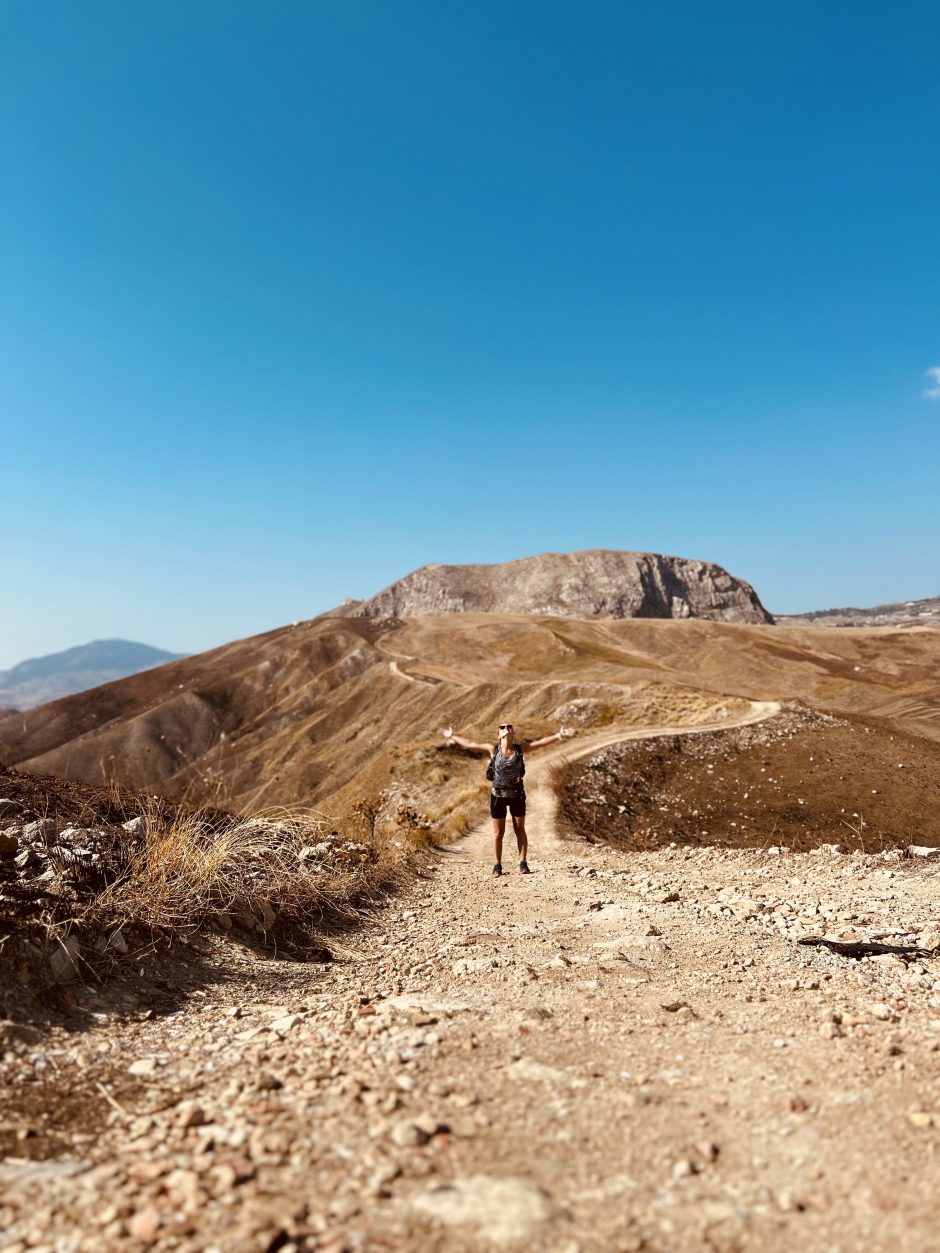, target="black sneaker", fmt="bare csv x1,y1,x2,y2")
492,863,503,876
